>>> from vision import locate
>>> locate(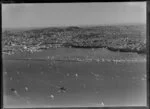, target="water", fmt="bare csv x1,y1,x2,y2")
3,48,147,108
